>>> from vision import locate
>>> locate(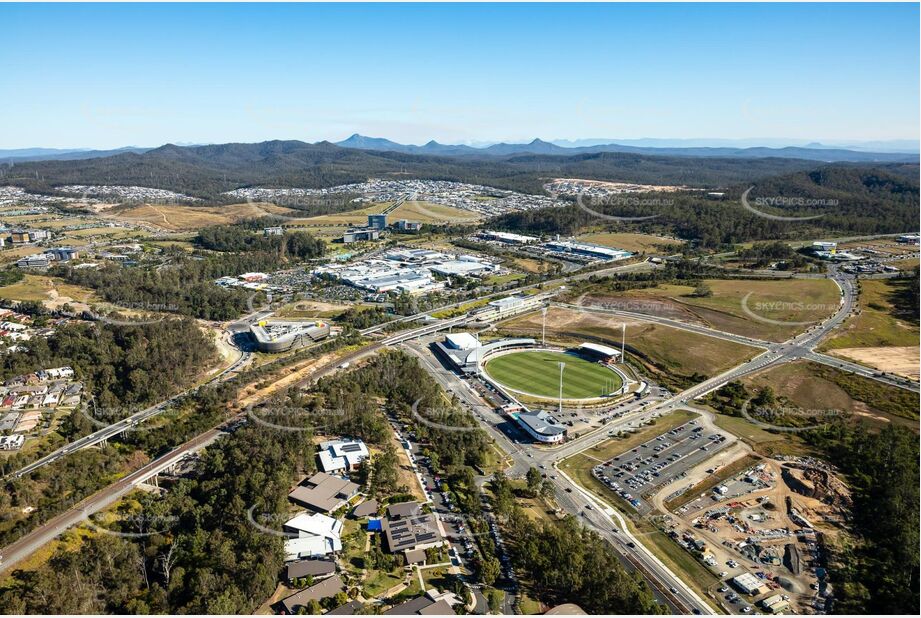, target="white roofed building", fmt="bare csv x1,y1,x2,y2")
578,342,622,362
283,512,343,560
318,438,369,473
443,332,480,351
